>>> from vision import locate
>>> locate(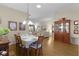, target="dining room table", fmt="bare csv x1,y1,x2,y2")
20,34,38,55
21,34,38,48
